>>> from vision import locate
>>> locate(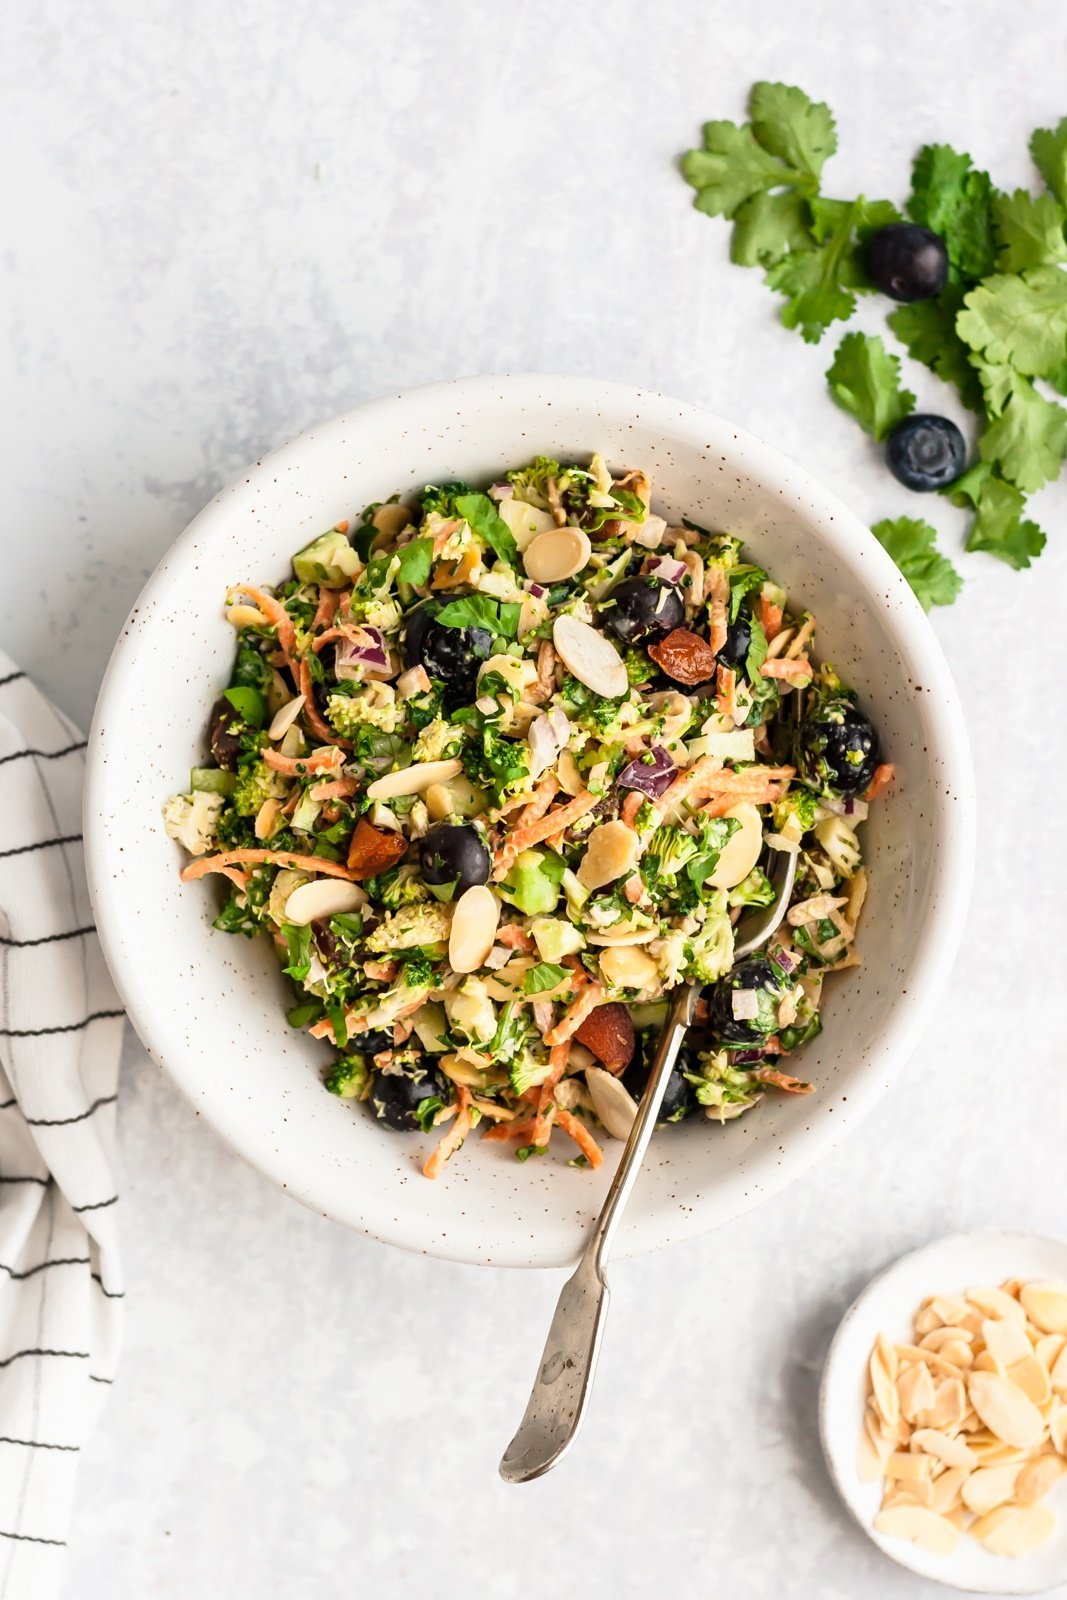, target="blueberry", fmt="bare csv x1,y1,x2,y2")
864,223,948,302
208,698,245,770
797,698,880,797
418,823,491,893
404,611,493,708
355,1029,396,1057
601,577,684,646
622,1054,694,1124
705,958,792,1046
370,1062,449,1132
886,414,966,491
716,604,752,671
